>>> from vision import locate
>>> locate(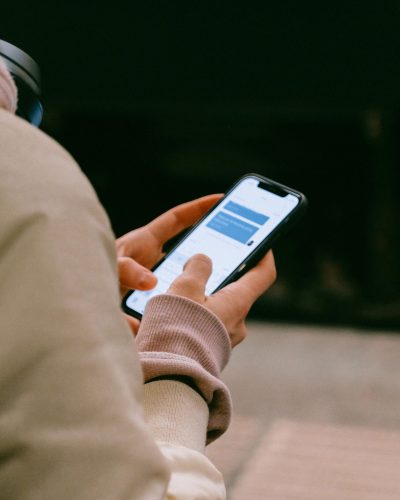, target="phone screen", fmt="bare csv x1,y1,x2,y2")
125,176,300,316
